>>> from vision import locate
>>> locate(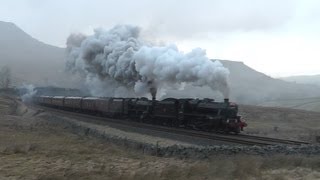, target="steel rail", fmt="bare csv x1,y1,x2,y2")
236,134,309,145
